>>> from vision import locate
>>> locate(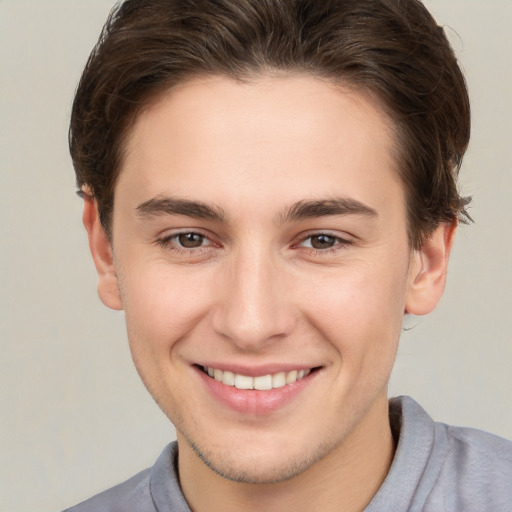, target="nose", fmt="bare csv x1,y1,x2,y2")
211,245,297,351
